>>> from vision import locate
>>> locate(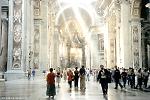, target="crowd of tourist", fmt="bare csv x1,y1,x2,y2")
45,65,150,99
